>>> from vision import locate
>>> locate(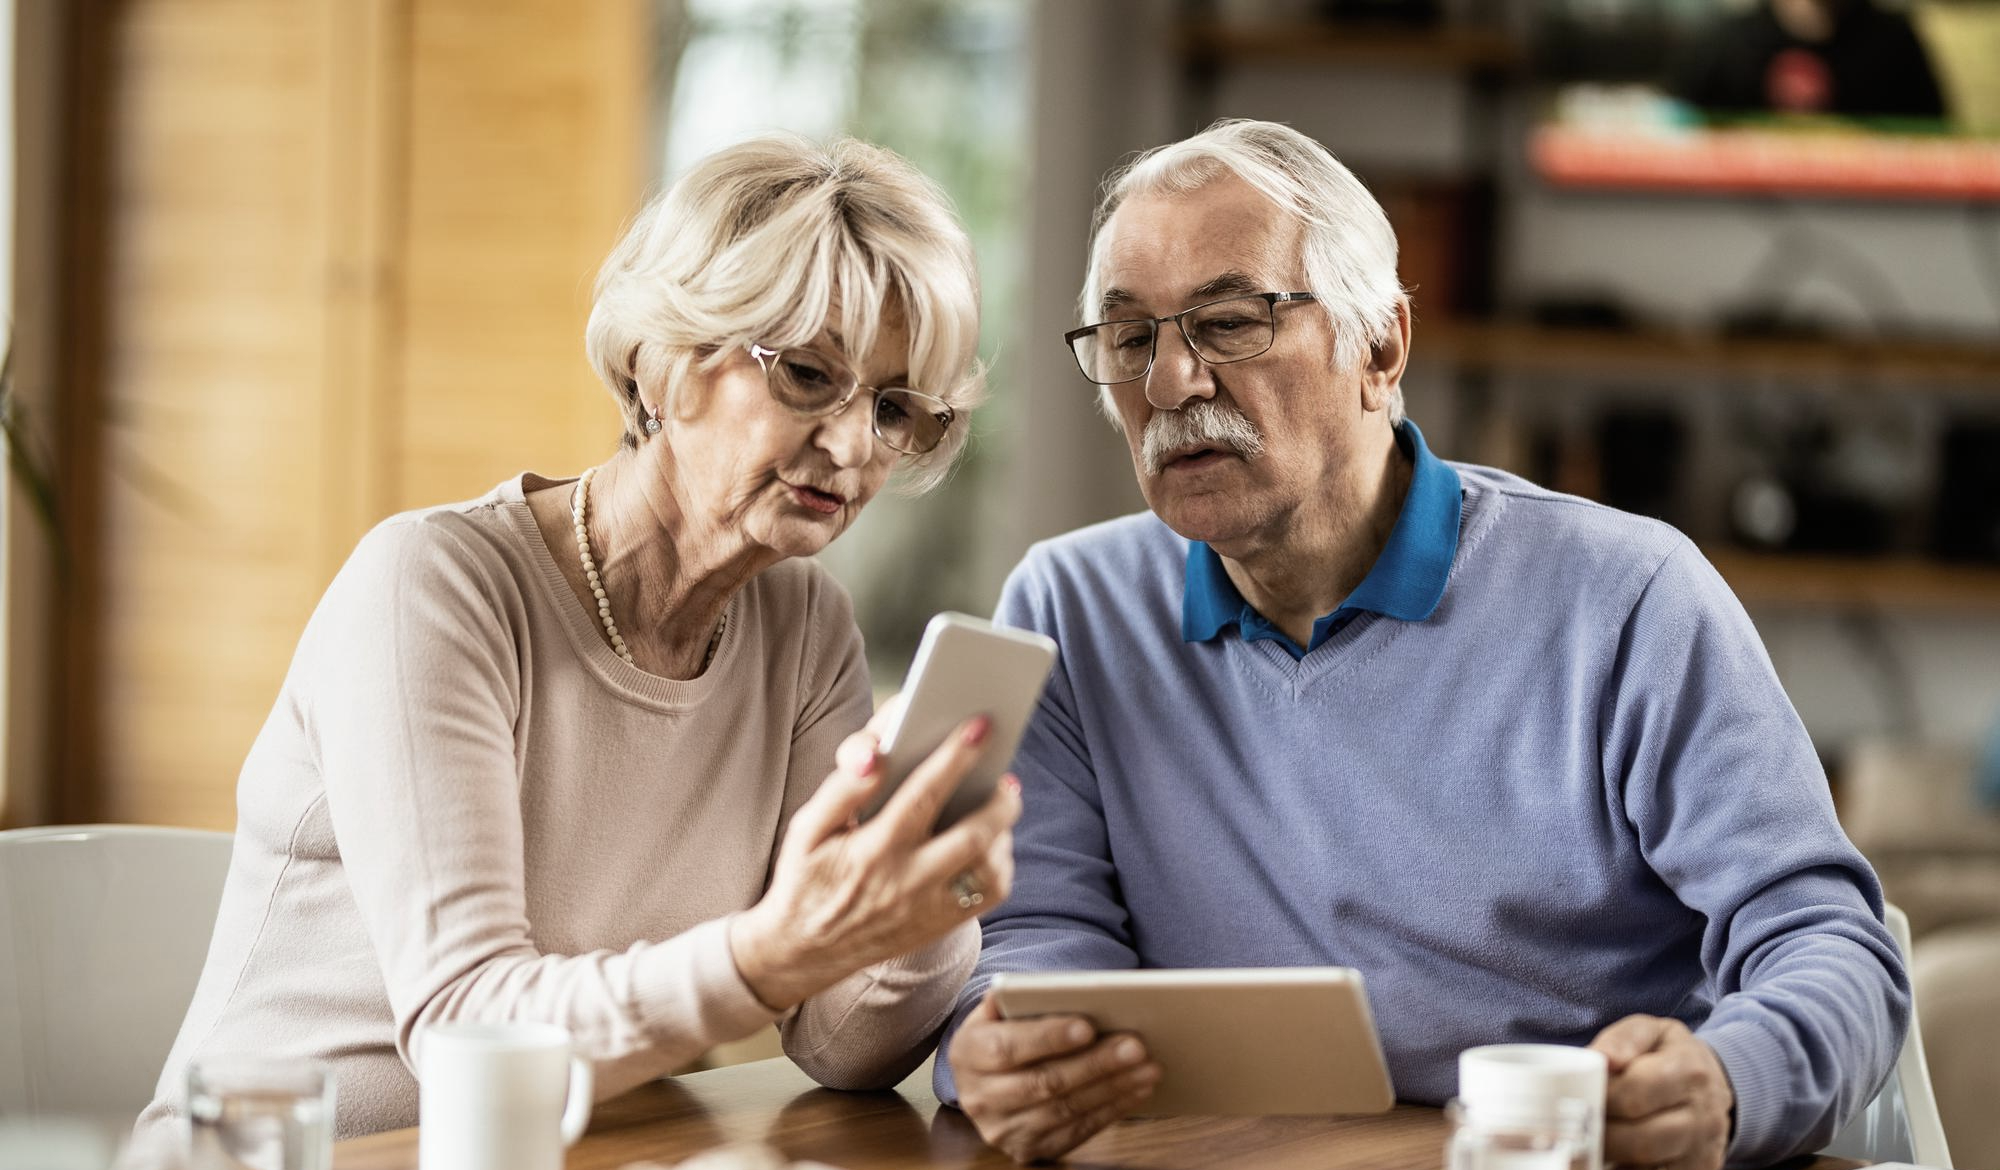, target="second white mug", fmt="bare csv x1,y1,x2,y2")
1456,1043,1608,1170
417,1022,593,1170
